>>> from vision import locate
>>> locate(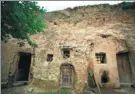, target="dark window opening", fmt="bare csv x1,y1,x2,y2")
63,48,70,58
101,71,109,83
15,52,32,82
95,52,106,63
47,54,53,62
